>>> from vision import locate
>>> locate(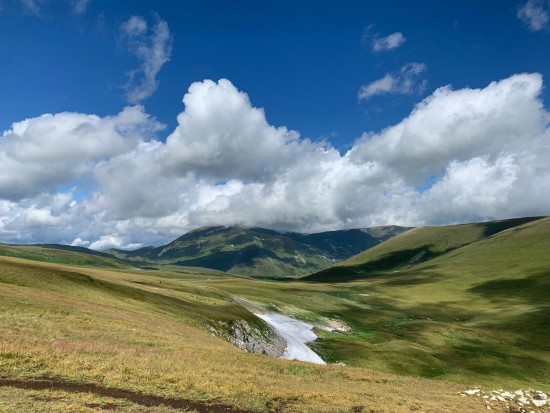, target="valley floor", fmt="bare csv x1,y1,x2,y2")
1,247,549,412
